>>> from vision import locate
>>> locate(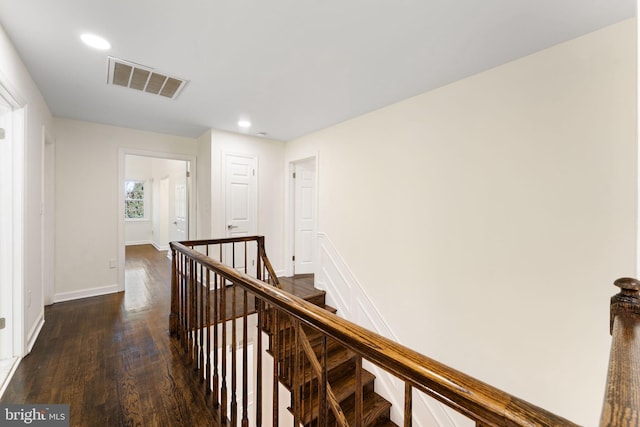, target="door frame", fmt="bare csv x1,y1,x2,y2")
0,78,26,364
117,148,197,292
285,155,318,277
41,126,55,306
158,175,170,249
